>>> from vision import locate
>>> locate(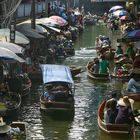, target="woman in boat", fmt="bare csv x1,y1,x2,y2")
104,92,118,123
92,58,99,74
99,55,109,74
126,43,136,61
127,72,140,92
113,61,124,77
0,117,12,140
115,96,134,125
43,84,54,101
107,99,118,123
